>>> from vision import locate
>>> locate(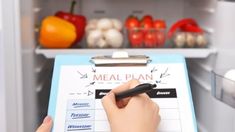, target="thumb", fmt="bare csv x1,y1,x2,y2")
102,92,119,119
36,116,53,132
